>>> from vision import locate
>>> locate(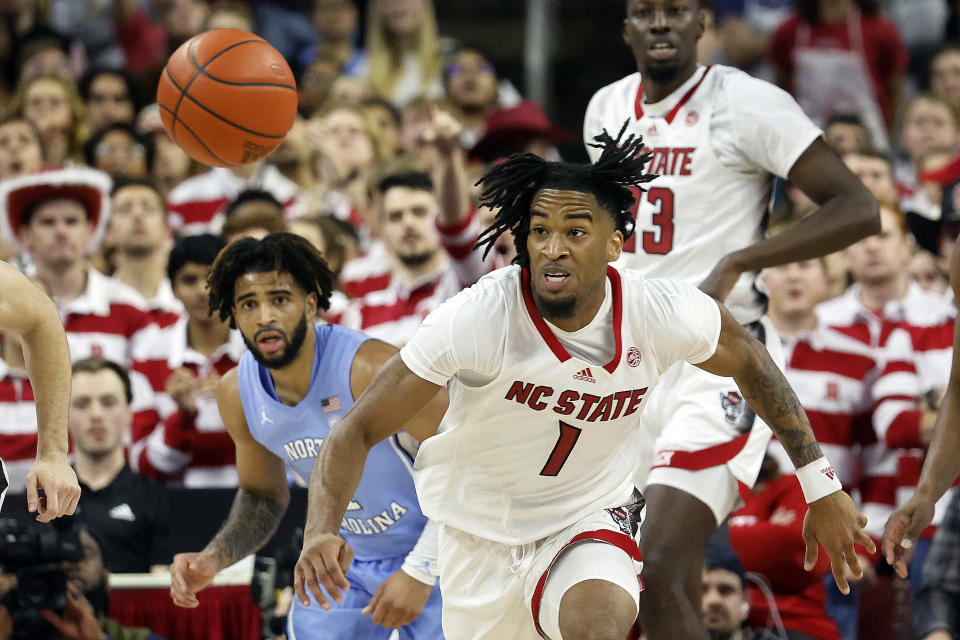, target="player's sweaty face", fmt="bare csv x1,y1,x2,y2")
232,271,315,368
623,0,703,83
527,188,621,326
